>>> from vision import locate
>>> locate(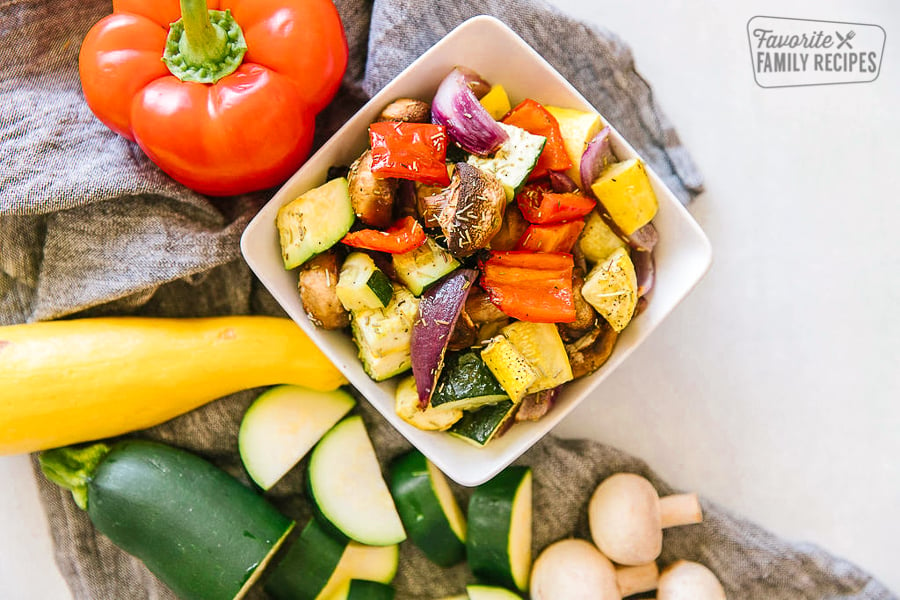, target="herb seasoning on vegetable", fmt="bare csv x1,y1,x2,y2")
79,0,348,196
275,66,661,446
